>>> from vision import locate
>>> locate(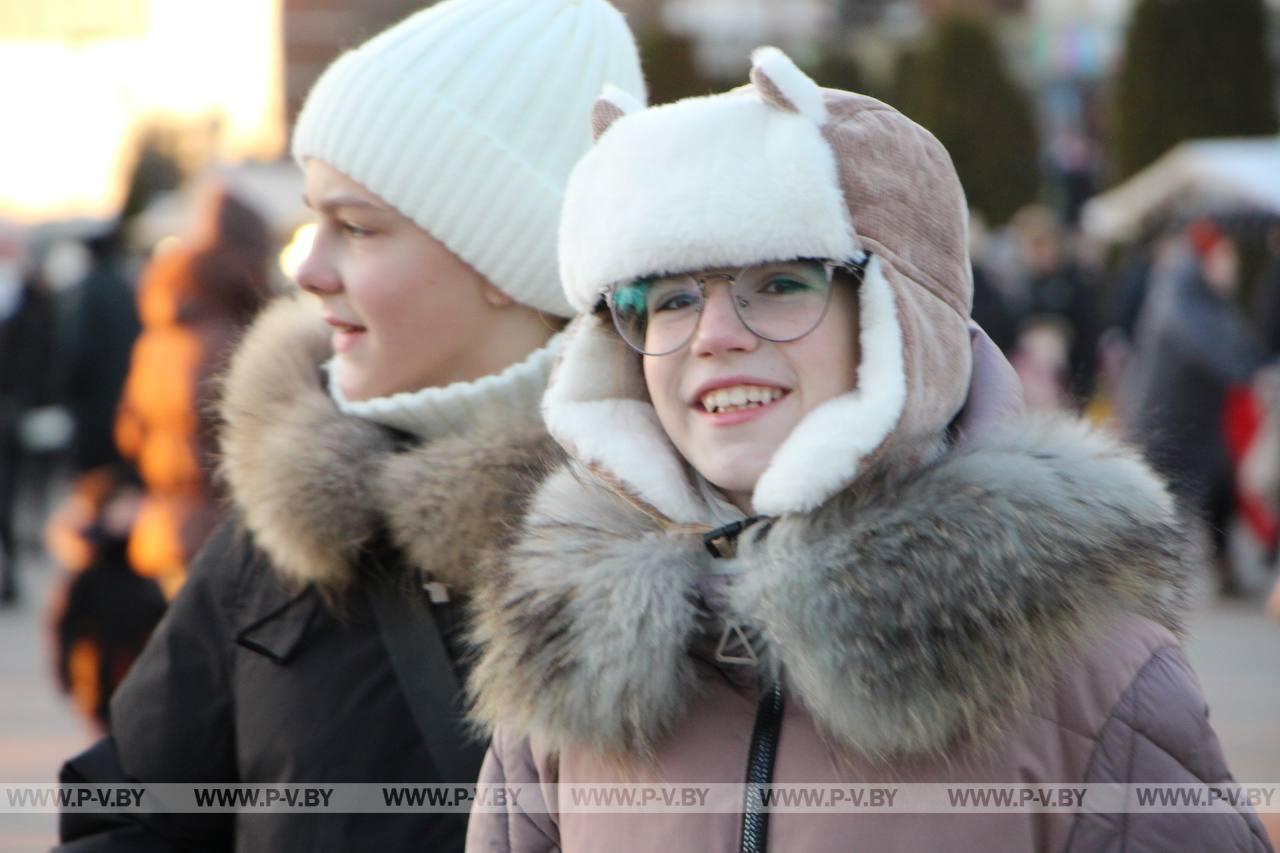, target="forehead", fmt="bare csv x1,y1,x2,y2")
303,159,387,210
